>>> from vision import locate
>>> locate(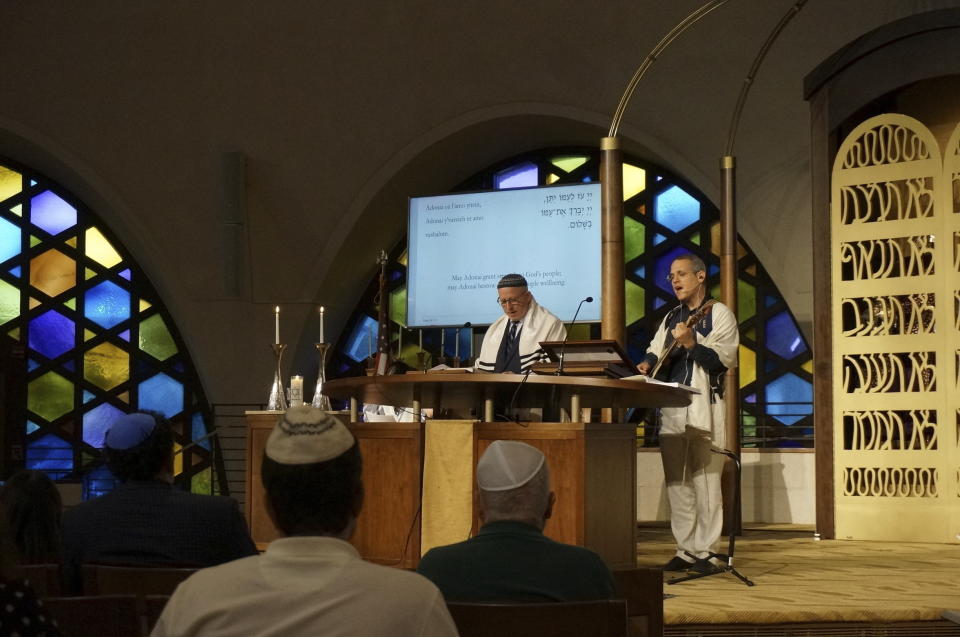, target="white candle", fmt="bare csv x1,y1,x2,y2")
290,375,303,406
319,306,325,343
274,306,280,344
